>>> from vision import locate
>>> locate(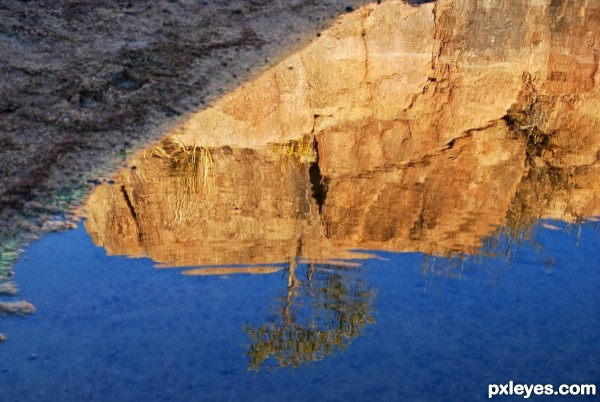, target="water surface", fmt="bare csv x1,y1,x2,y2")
0,218,598,401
